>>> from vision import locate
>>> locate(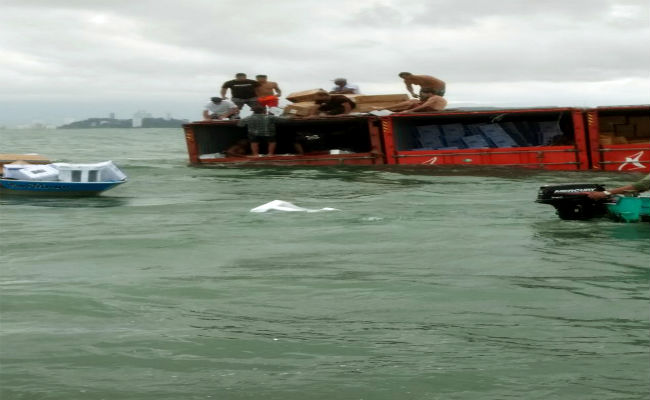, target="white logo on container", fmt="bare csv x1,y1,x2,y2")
618,151,646,171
